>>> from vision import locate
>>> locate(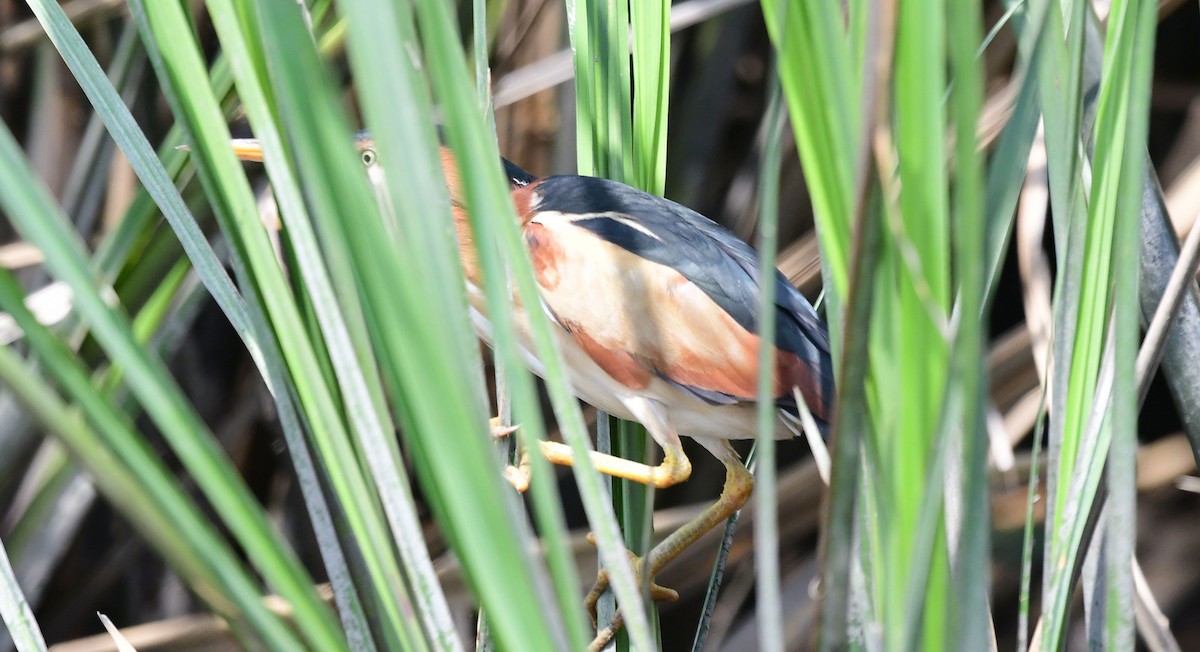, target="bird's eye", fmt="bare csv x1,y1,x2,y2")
361,148,377,167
